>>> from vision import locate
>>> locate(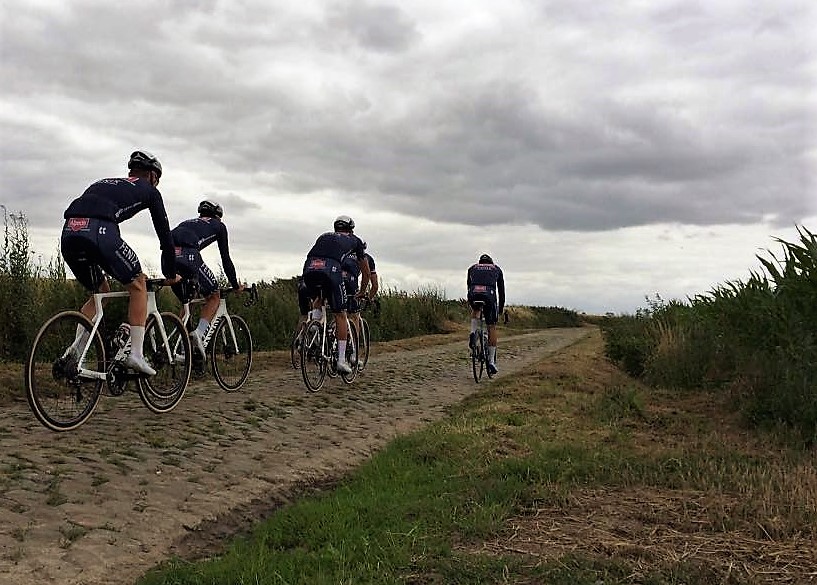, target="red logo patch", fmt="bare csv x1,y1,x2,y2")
473,285,487,292
309,259,327,269
68,218,89,231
